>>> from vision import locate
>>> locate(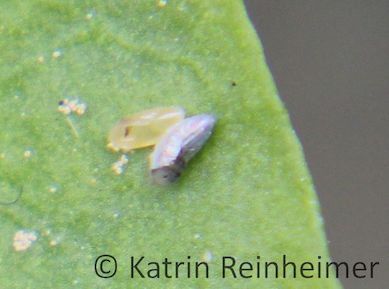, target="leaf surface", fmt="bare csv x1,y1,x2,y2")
0,1,342,288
